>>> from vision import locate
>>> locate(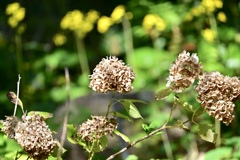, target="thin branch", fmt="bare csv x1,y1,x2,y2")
57,68,70,158
13,74,21,117
106,125,174,160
